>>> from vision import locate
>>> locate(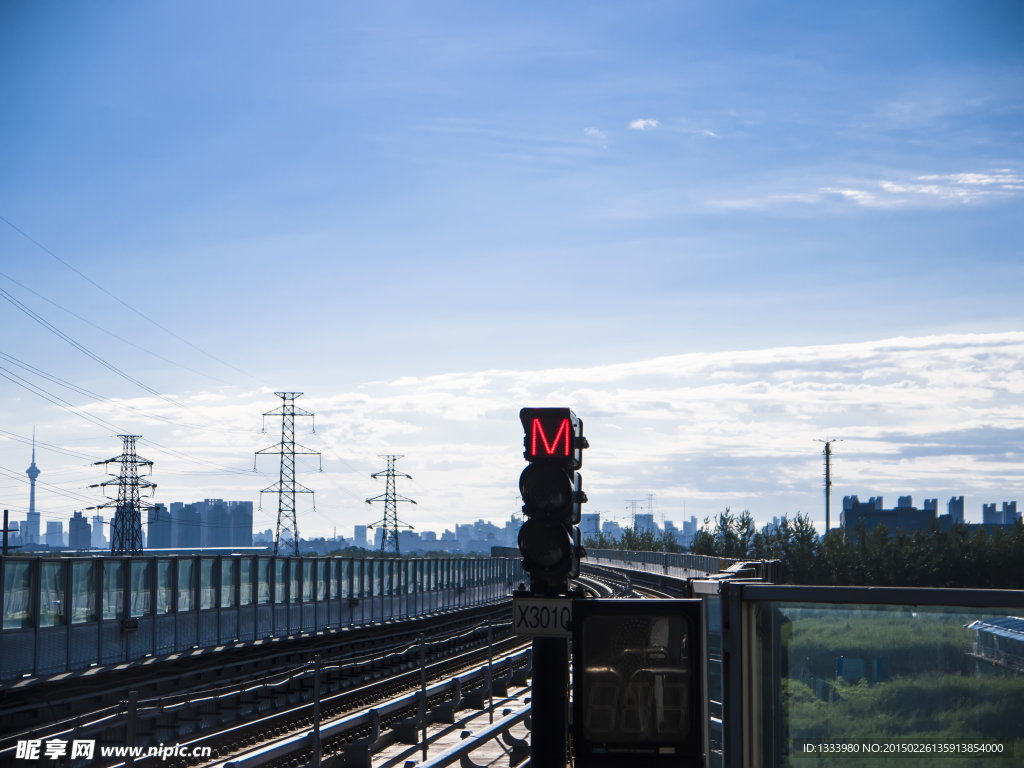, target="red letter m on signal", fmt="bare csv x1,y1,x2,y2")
531,418,571,457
